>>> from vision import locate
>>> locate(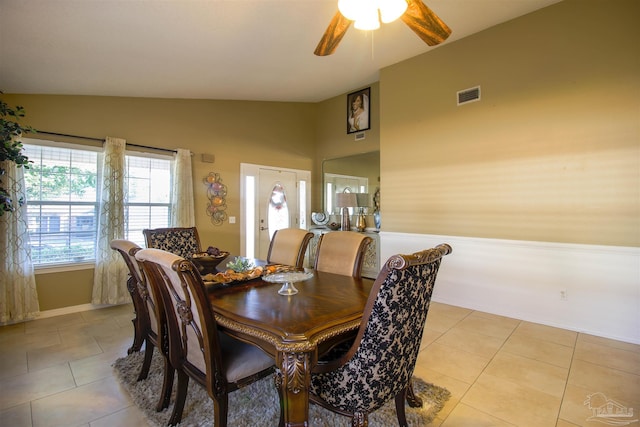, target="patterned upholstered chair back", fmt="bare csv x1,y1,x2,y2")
267,228,314,268
143,227,202,259
309,243,452,426
314,231,373,278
